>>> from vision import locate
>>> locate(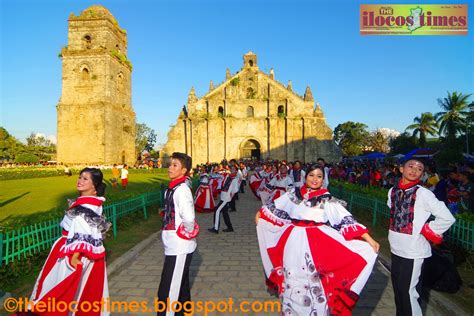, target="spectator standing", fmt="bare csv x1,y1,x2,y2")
121,164,129,190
